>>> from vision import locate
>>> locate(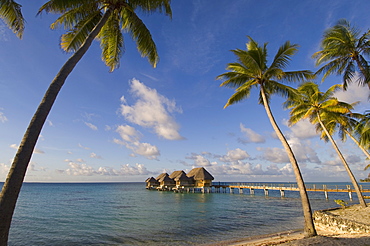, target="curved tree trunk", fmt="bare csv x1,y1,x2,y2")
344,129,370,160
260,86,317,237
0,9,112,245
318,114,367,207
